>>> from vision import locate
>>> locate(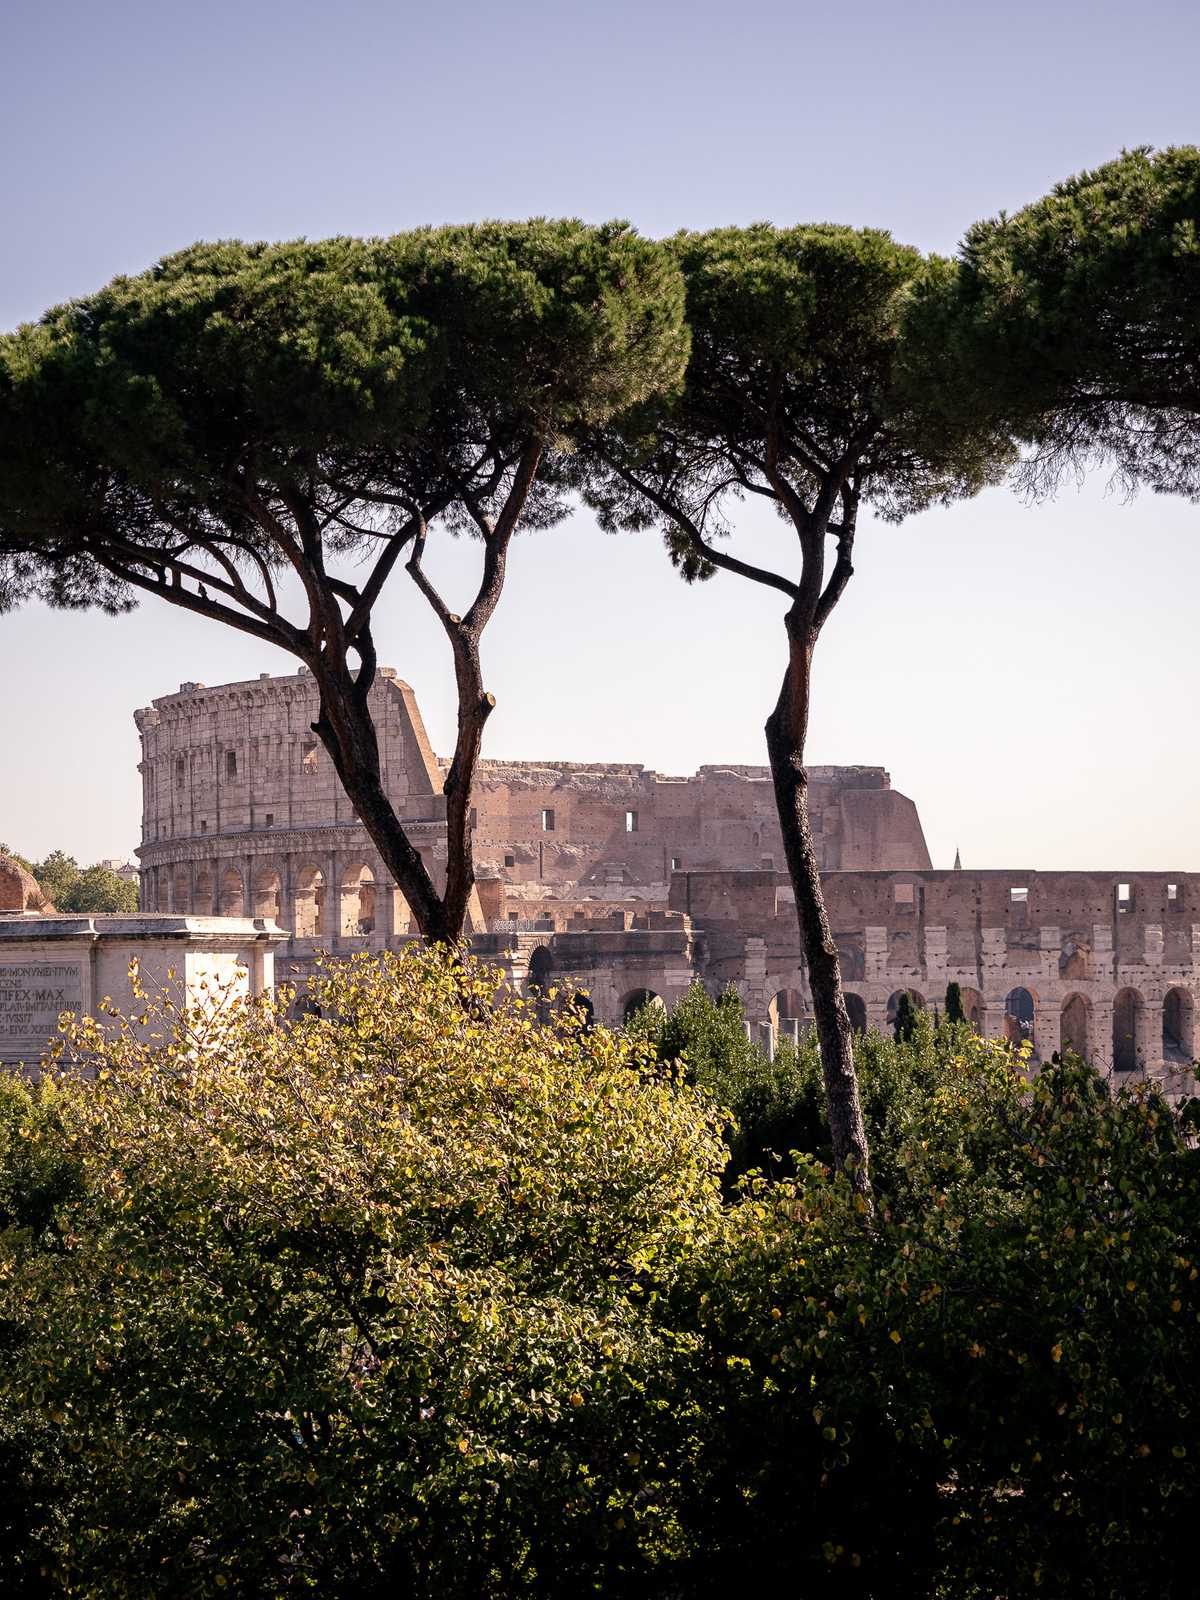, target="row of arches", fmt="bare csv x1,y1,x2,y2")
742,982,1195,1072
161,862,411,939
